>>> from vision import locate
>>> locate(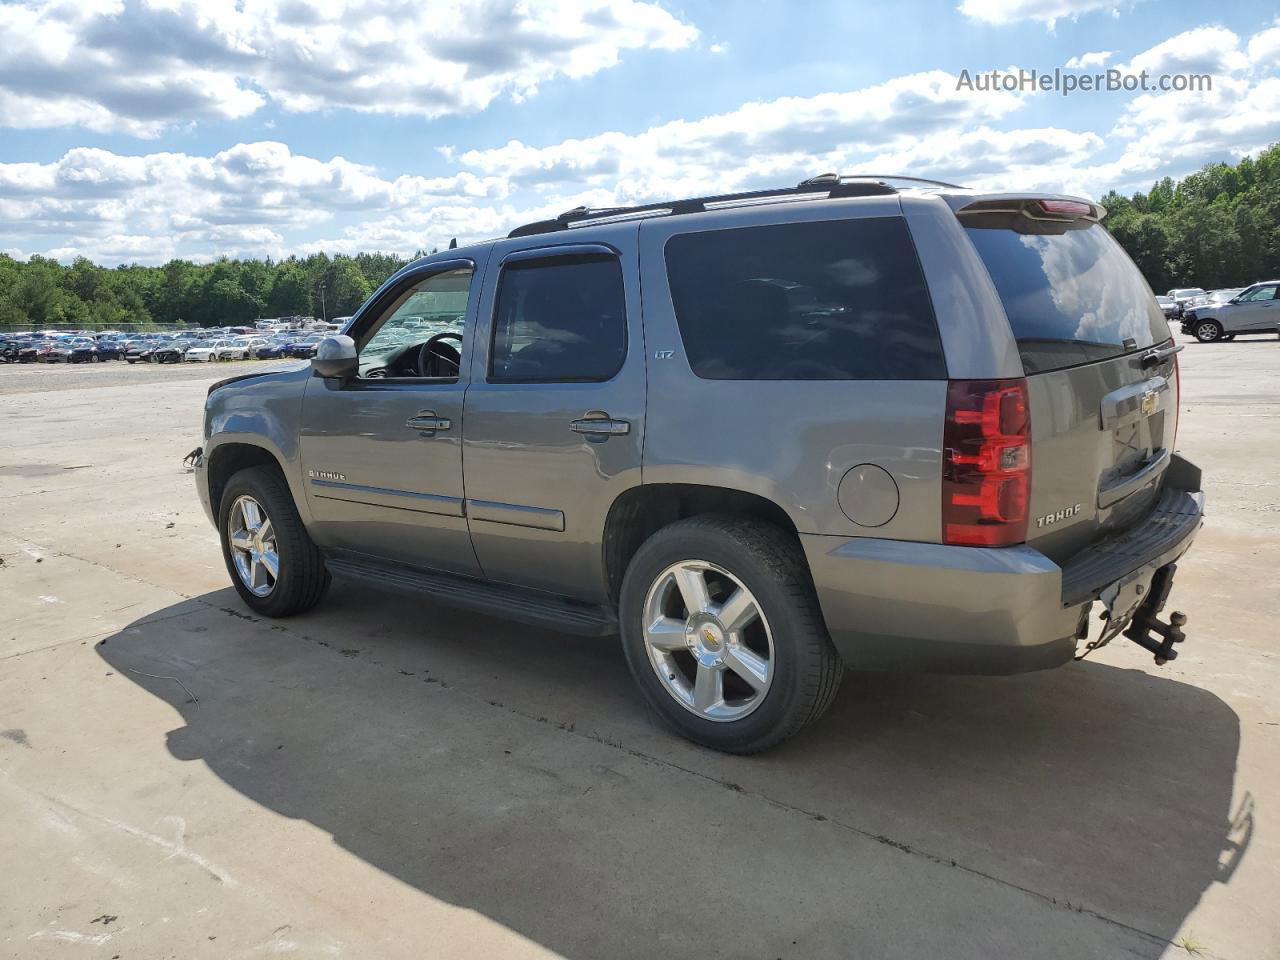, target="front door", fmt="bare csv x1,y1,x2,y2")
298,258,485,576
1227,283,1279,332
462,233,645,602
